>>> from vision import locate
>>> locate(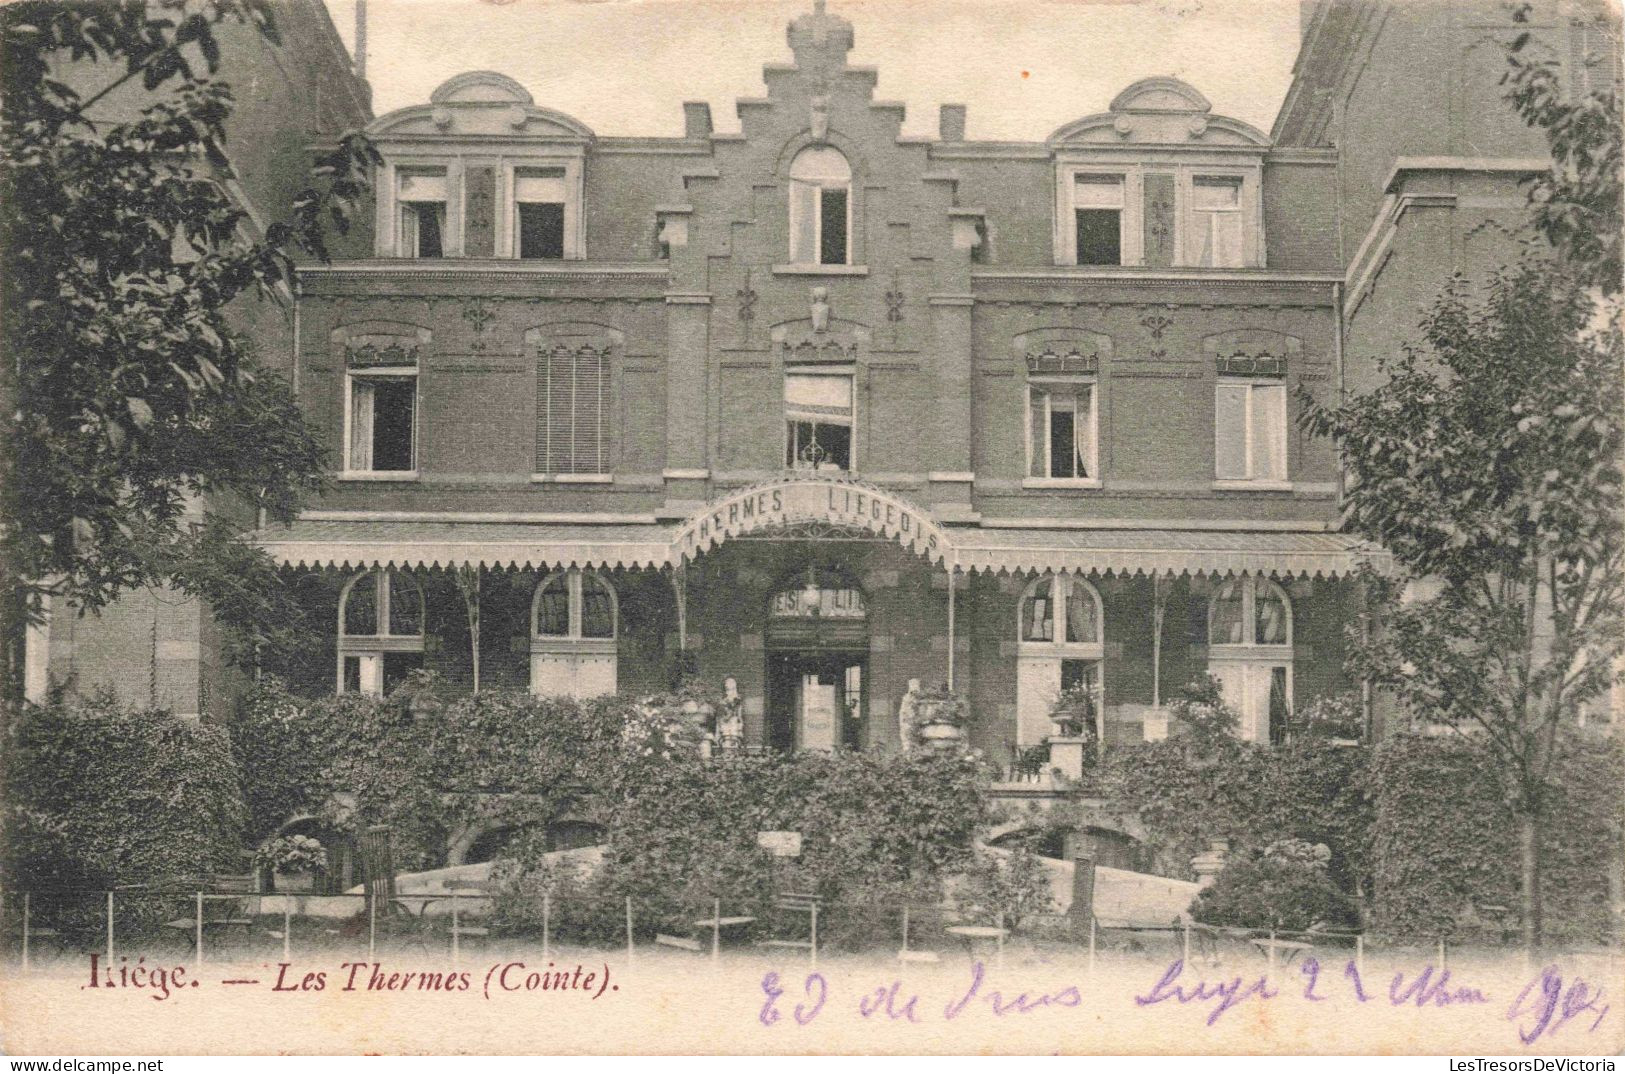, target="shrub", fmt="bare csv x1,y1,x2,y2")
1189,838,1353,933
3,692,246,937
954,847,1053,931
